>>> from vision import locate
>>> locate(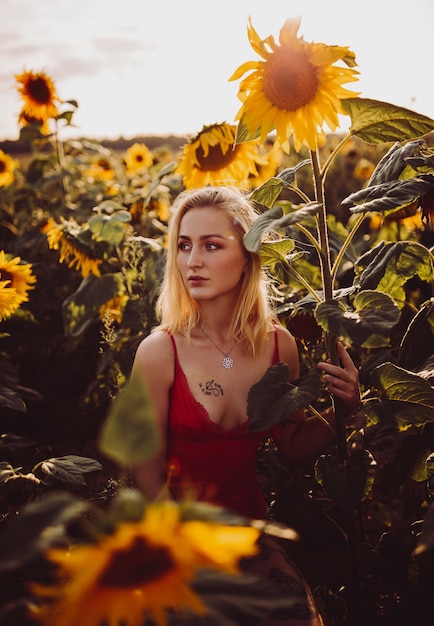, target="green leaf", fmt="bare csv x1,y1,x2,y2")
99,372,161,467
259,239,295,268
356,241,433,306
315,291,400,348
62,273,123,337
247,363,322,432
249,161,311,209
34,455,103,487
343,175,434,215
88,211,132,245
341,97,434,144
244,203,321,253
314,449,377,509
369,362,434,429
